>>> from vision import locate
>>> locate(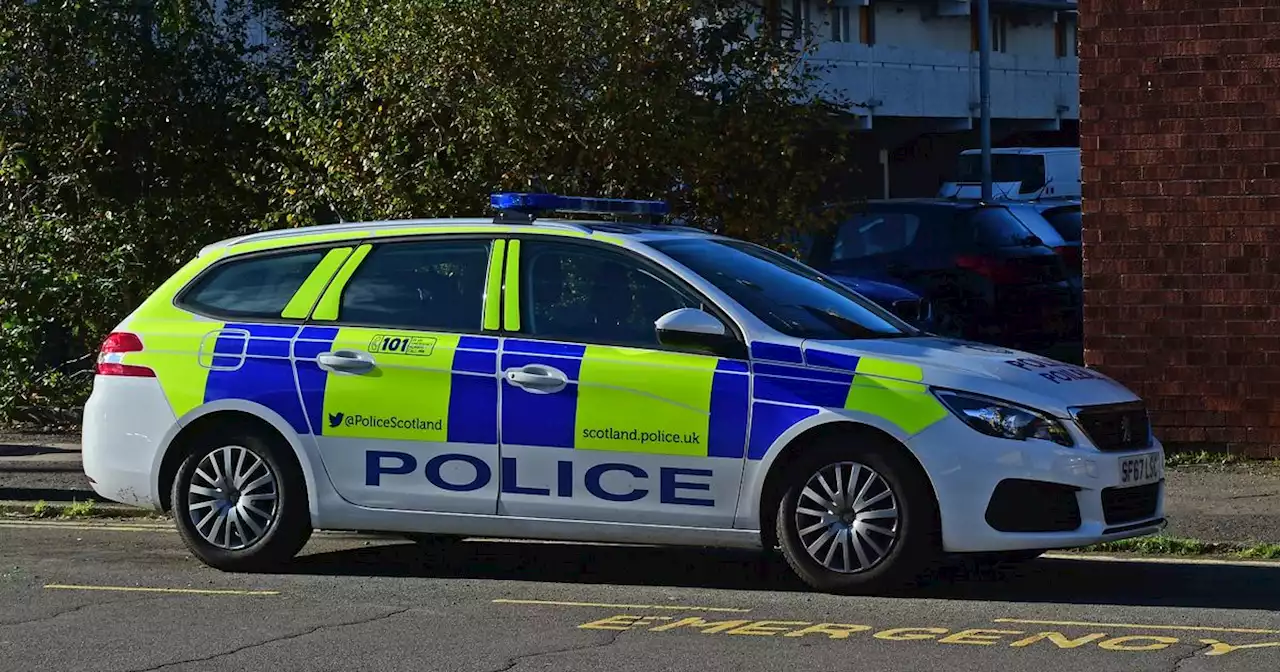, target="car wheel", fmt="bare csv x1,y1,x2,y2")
171,427,312,572
775,438,939,594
